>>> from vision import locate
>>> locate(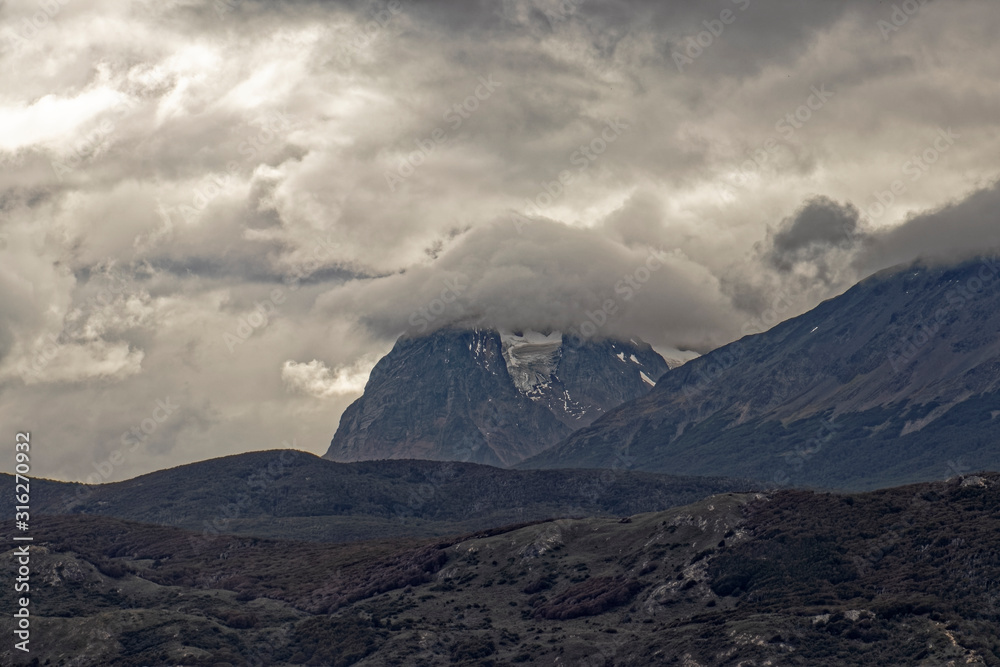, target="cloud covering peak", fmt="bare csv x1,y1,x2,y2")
2,0,999,481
